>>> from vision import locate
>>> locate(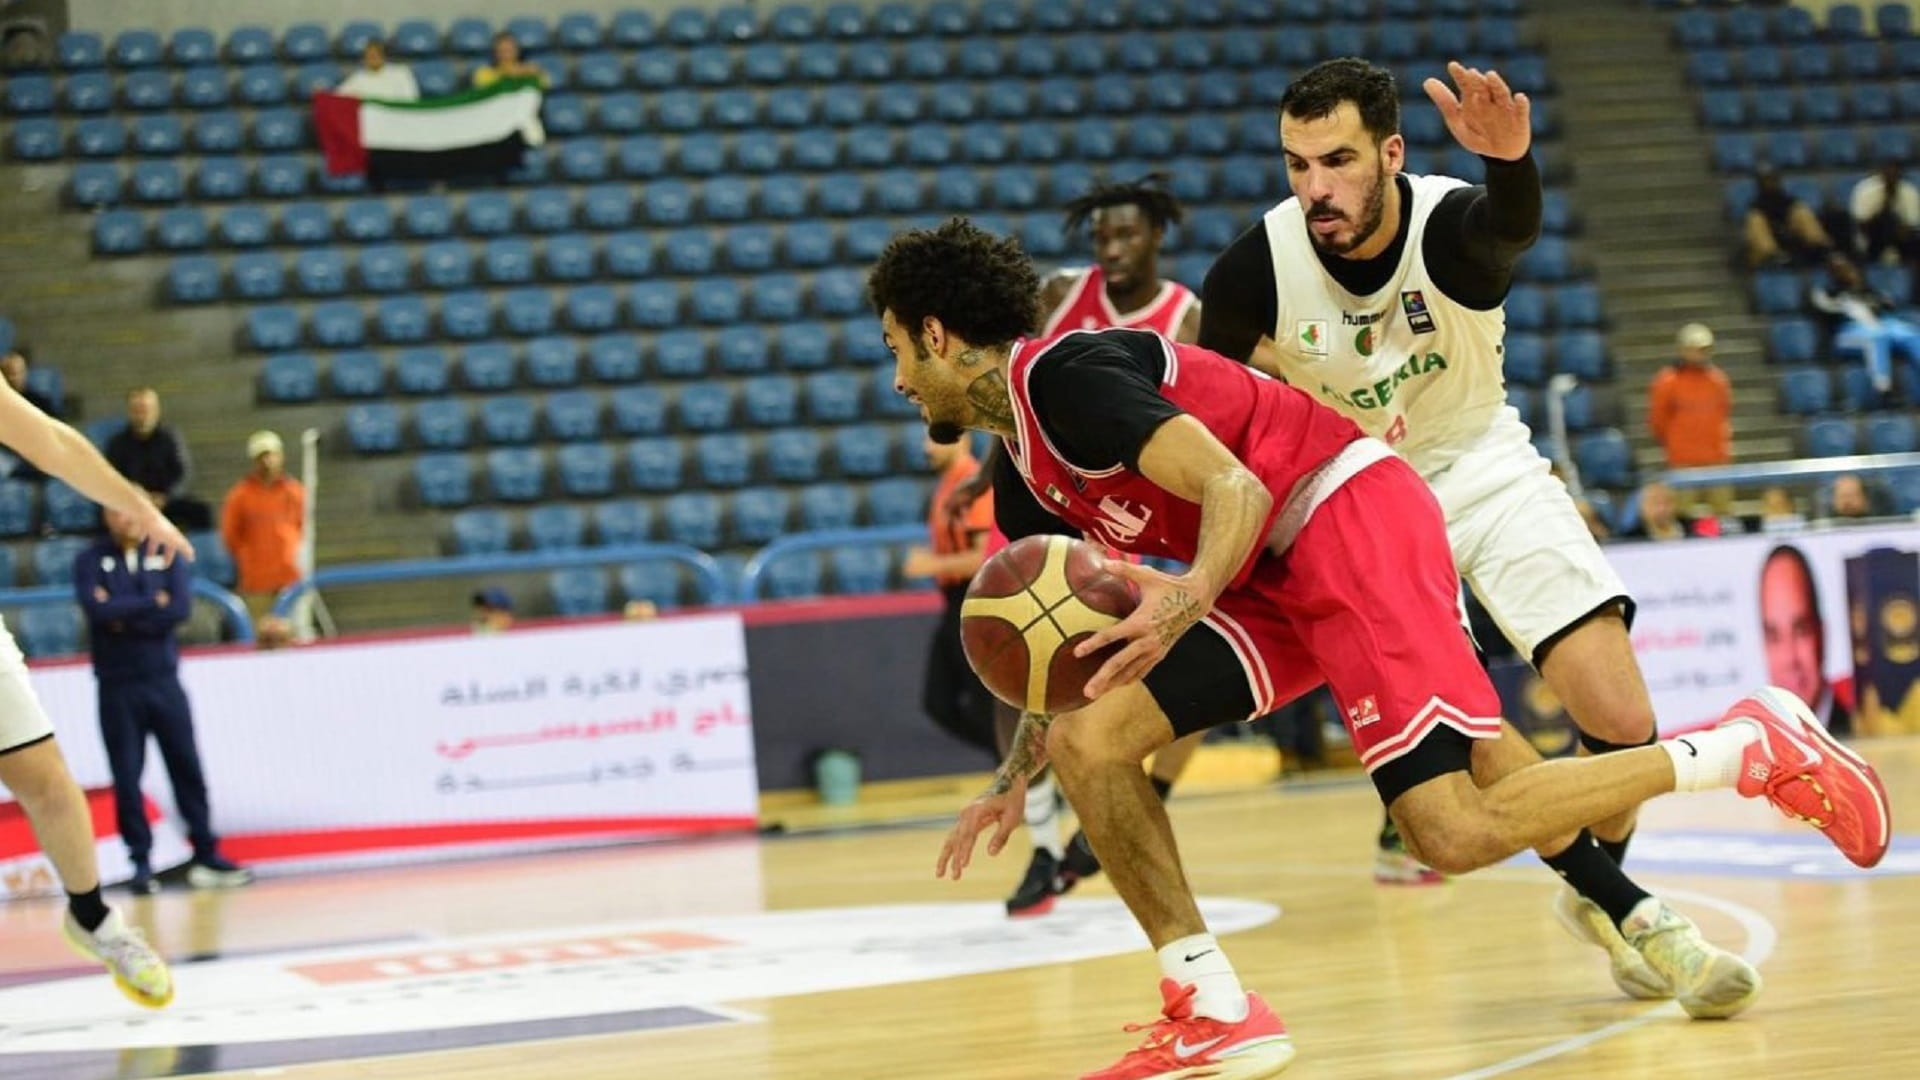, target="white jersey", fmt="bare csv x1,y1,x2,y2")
1259,173,1514,480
